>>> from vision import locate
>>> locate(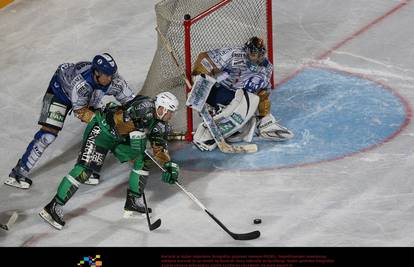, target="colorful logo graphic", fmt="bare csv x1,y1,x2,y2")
77,255,102,267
